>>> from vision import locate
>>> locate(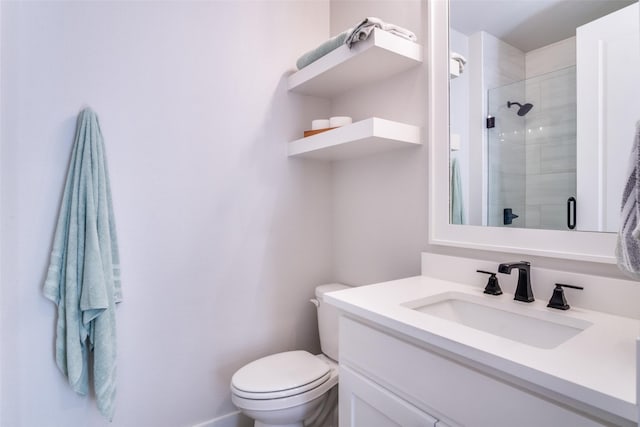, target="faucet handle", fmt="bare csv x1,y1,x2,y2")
477,270,503,295
547,283,584,310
